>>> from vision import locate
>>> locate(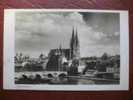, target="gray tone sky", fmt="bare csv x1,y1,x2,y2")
15,11,120,57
